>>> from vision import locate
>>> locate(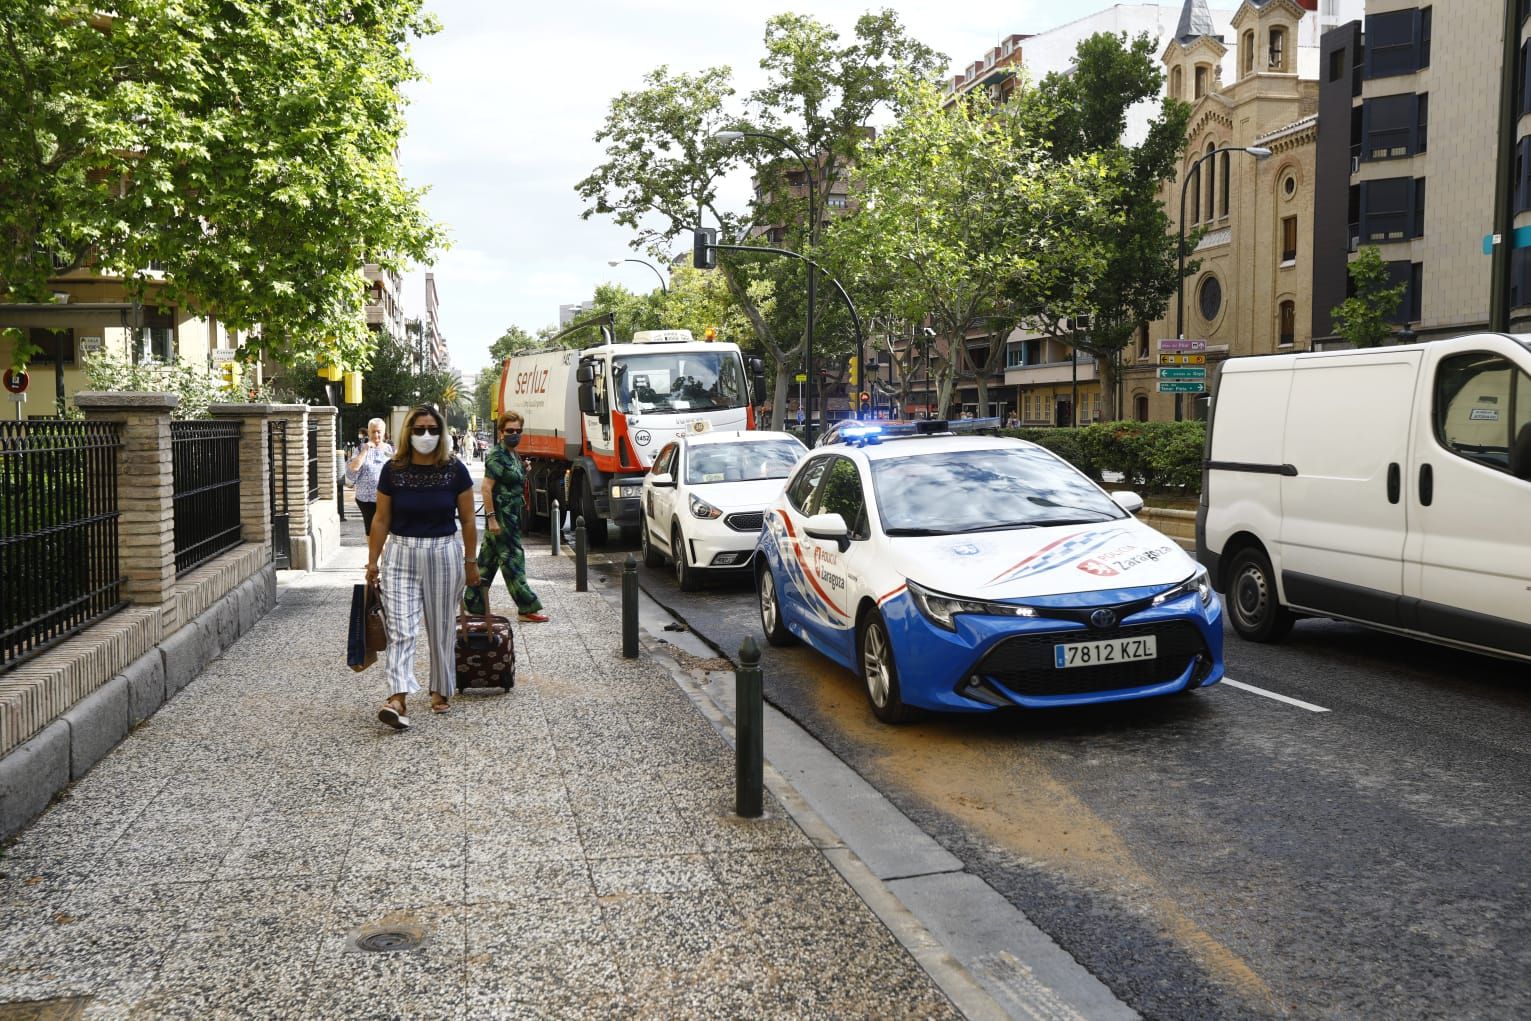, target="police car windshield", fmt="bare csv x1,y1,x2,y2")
614,352,746,414
870,447,1125,534
685,440,804,485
